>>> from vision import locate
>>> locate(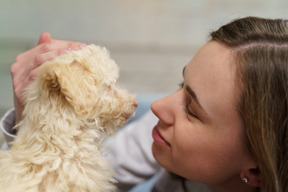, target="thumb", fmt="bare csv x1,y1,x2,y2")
38,32,52,45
